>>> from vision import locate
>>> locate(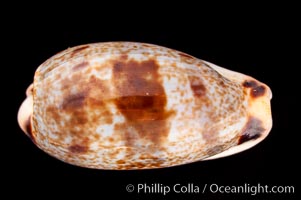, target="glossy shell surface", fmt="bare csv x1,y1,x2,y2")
19,42,272,169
